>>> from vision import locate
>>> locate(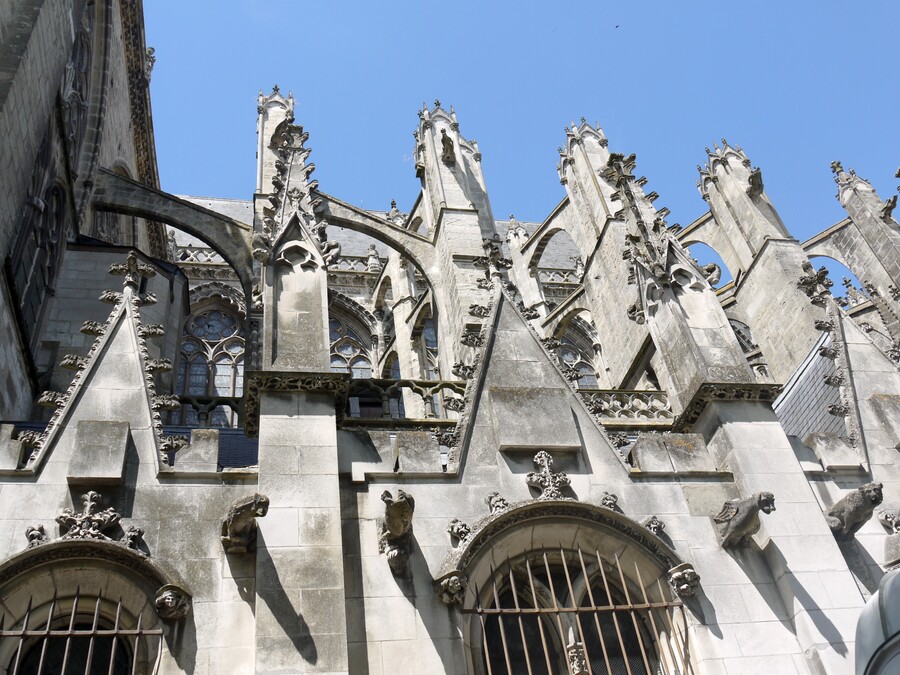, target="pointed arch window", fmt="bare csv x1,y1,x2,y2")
172,308,244,427
329,316,373,379
556,317,603,389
